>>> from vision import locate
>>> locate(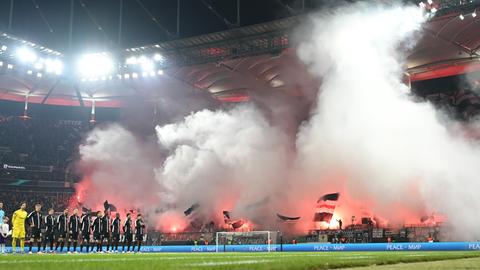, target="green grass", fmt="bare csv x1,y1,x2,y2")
1,251,480,270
